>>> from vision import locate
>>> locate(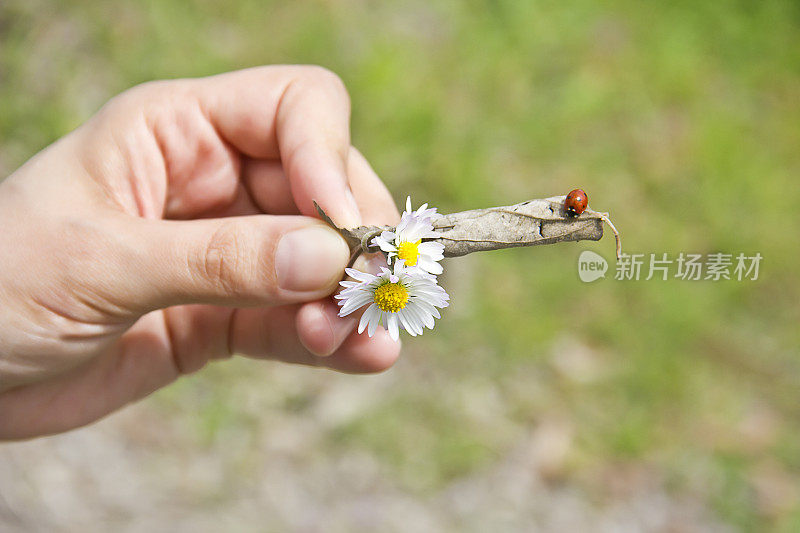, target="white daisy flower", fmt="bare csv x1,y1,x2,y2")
335,262,450,341
372,197,445,275
402,195,439,222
